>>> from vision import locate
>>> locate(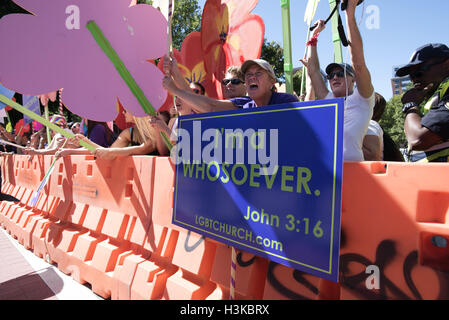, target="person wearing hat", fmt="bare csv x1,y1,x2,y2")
300,0,375,162
161,56,298,114
397,43,449,162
